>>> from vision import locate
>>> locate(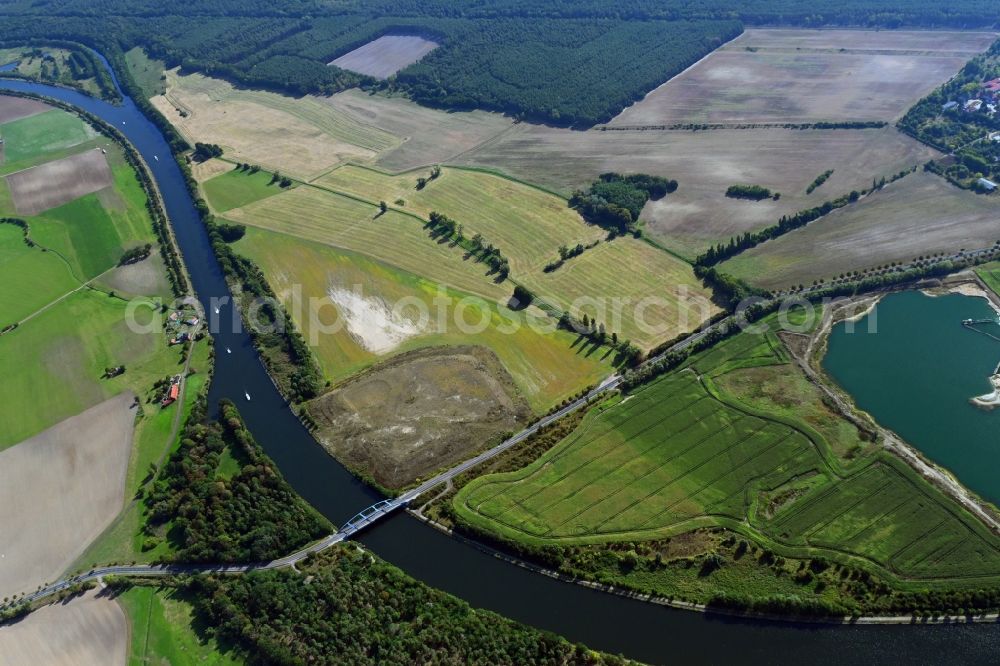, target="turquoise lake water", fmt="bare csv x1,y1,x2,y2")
823,290,1000,504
